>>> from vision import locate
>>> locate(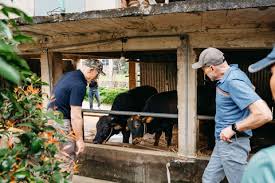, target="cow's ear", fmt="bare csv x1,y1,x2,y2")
113,124,122,130
142,116,153,123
